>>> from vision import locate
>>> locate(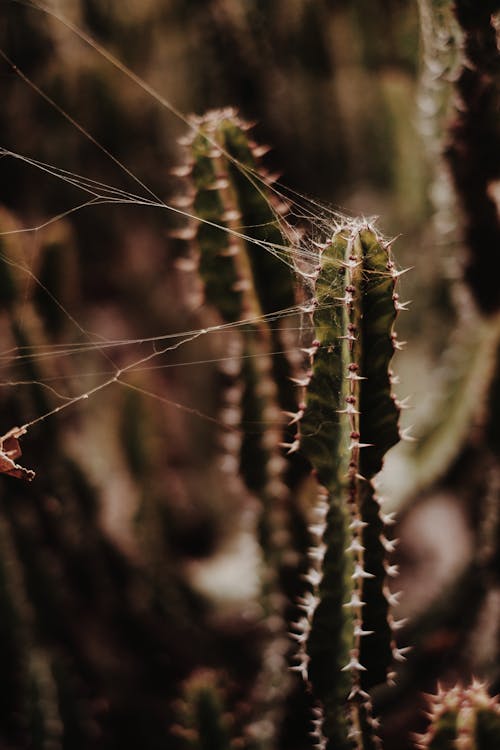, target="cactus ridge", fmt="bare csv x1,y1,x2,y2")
290,222,402,749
